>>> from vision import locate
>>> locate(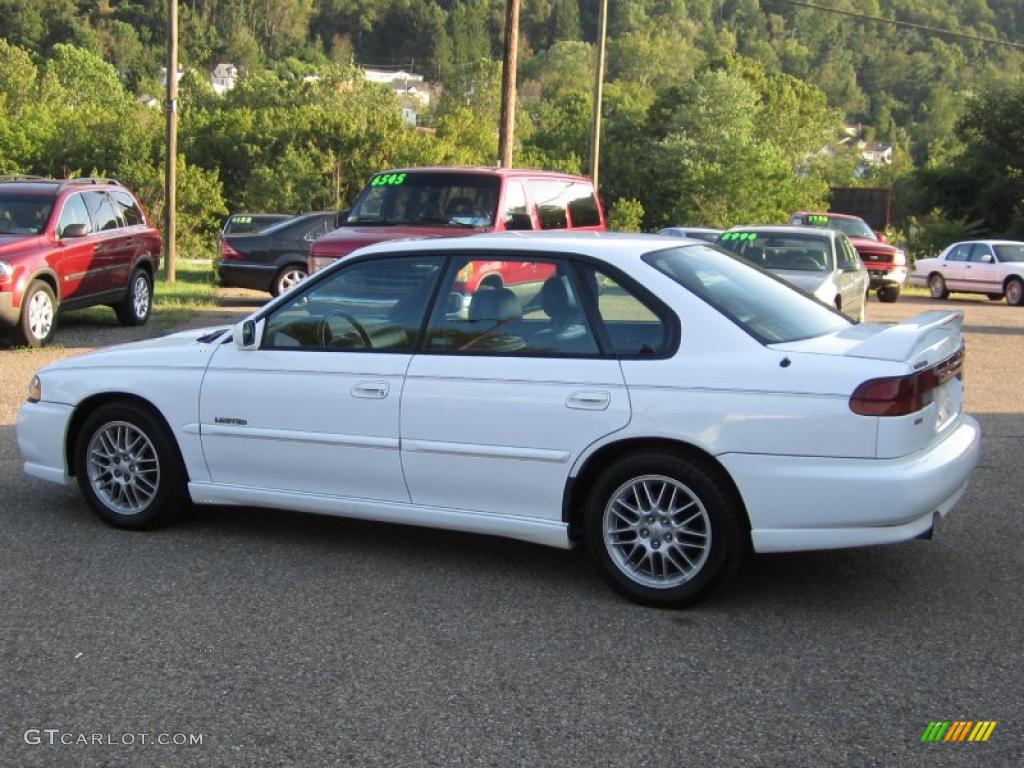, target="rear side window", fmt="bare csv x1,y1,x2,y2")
645,245,849,344
84,191,122,231
529,180,569,230
56,193,91,236
575,264,667,356
111,191,143,227
566,184,600,228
